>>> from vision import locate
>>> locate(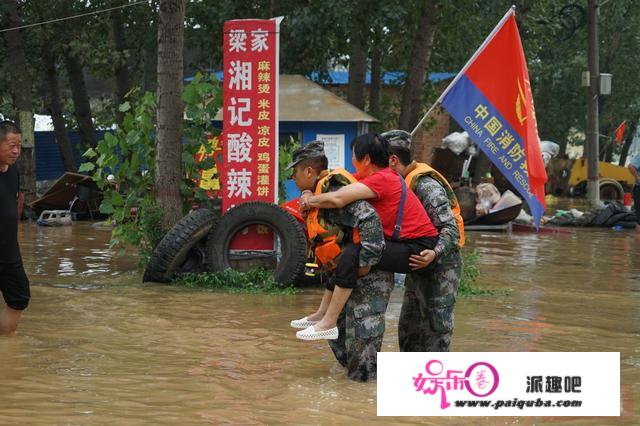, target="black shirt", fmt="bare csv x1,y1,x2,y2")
0,164,21,263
